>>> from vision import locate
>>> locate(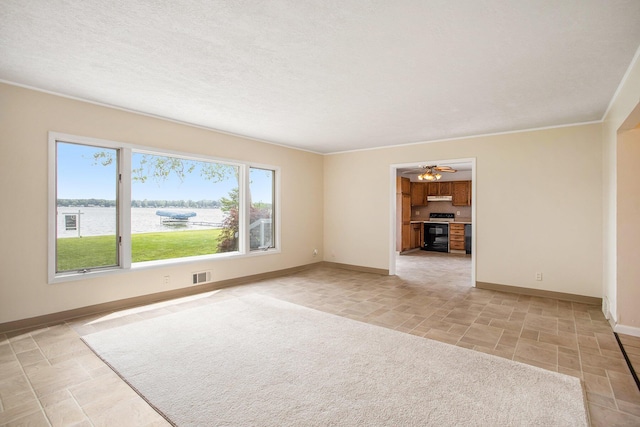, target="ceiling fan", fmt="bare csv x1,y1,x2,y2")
402,165,457,181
